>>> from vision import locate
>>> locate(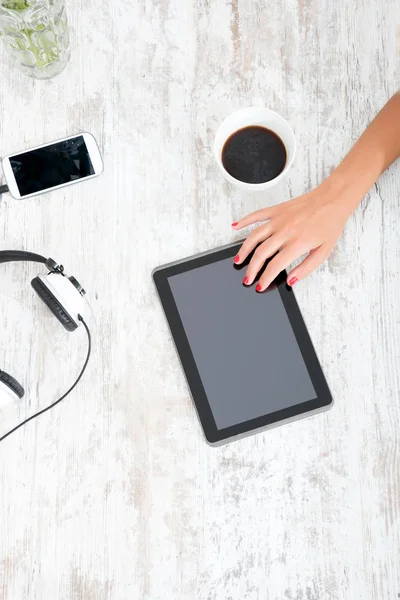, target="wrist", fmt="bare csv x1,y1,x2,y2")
320,170,369,217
